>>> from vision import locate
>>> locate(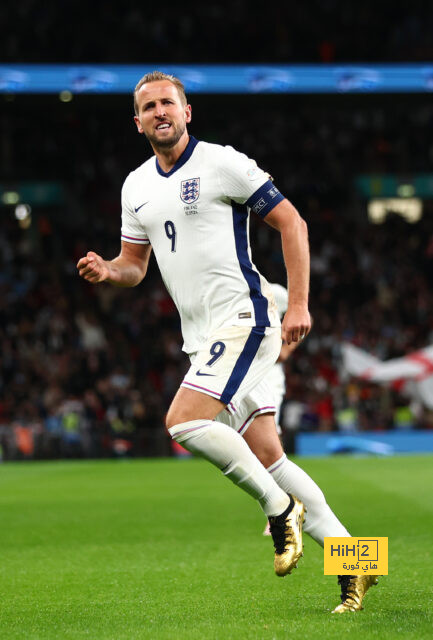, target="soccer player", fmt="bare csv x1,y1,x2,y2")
77,71,378,612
